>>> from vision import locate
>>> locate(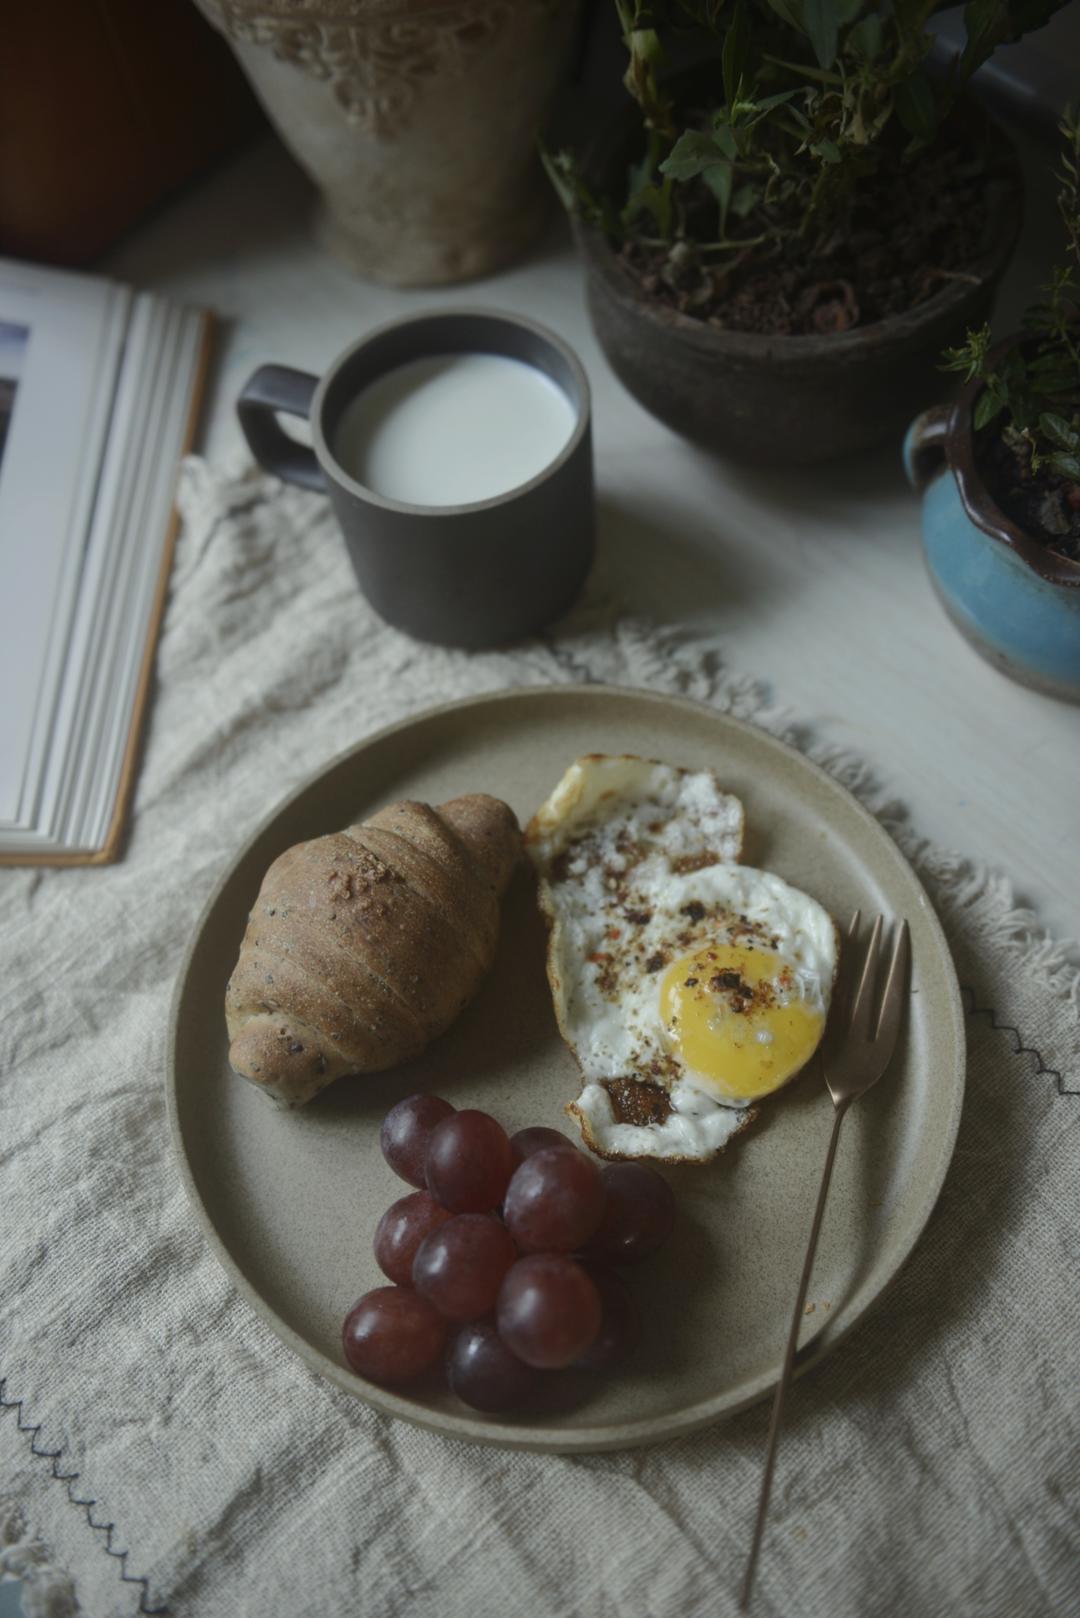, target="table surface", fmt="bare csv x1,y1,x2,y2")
105,127,1080,949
